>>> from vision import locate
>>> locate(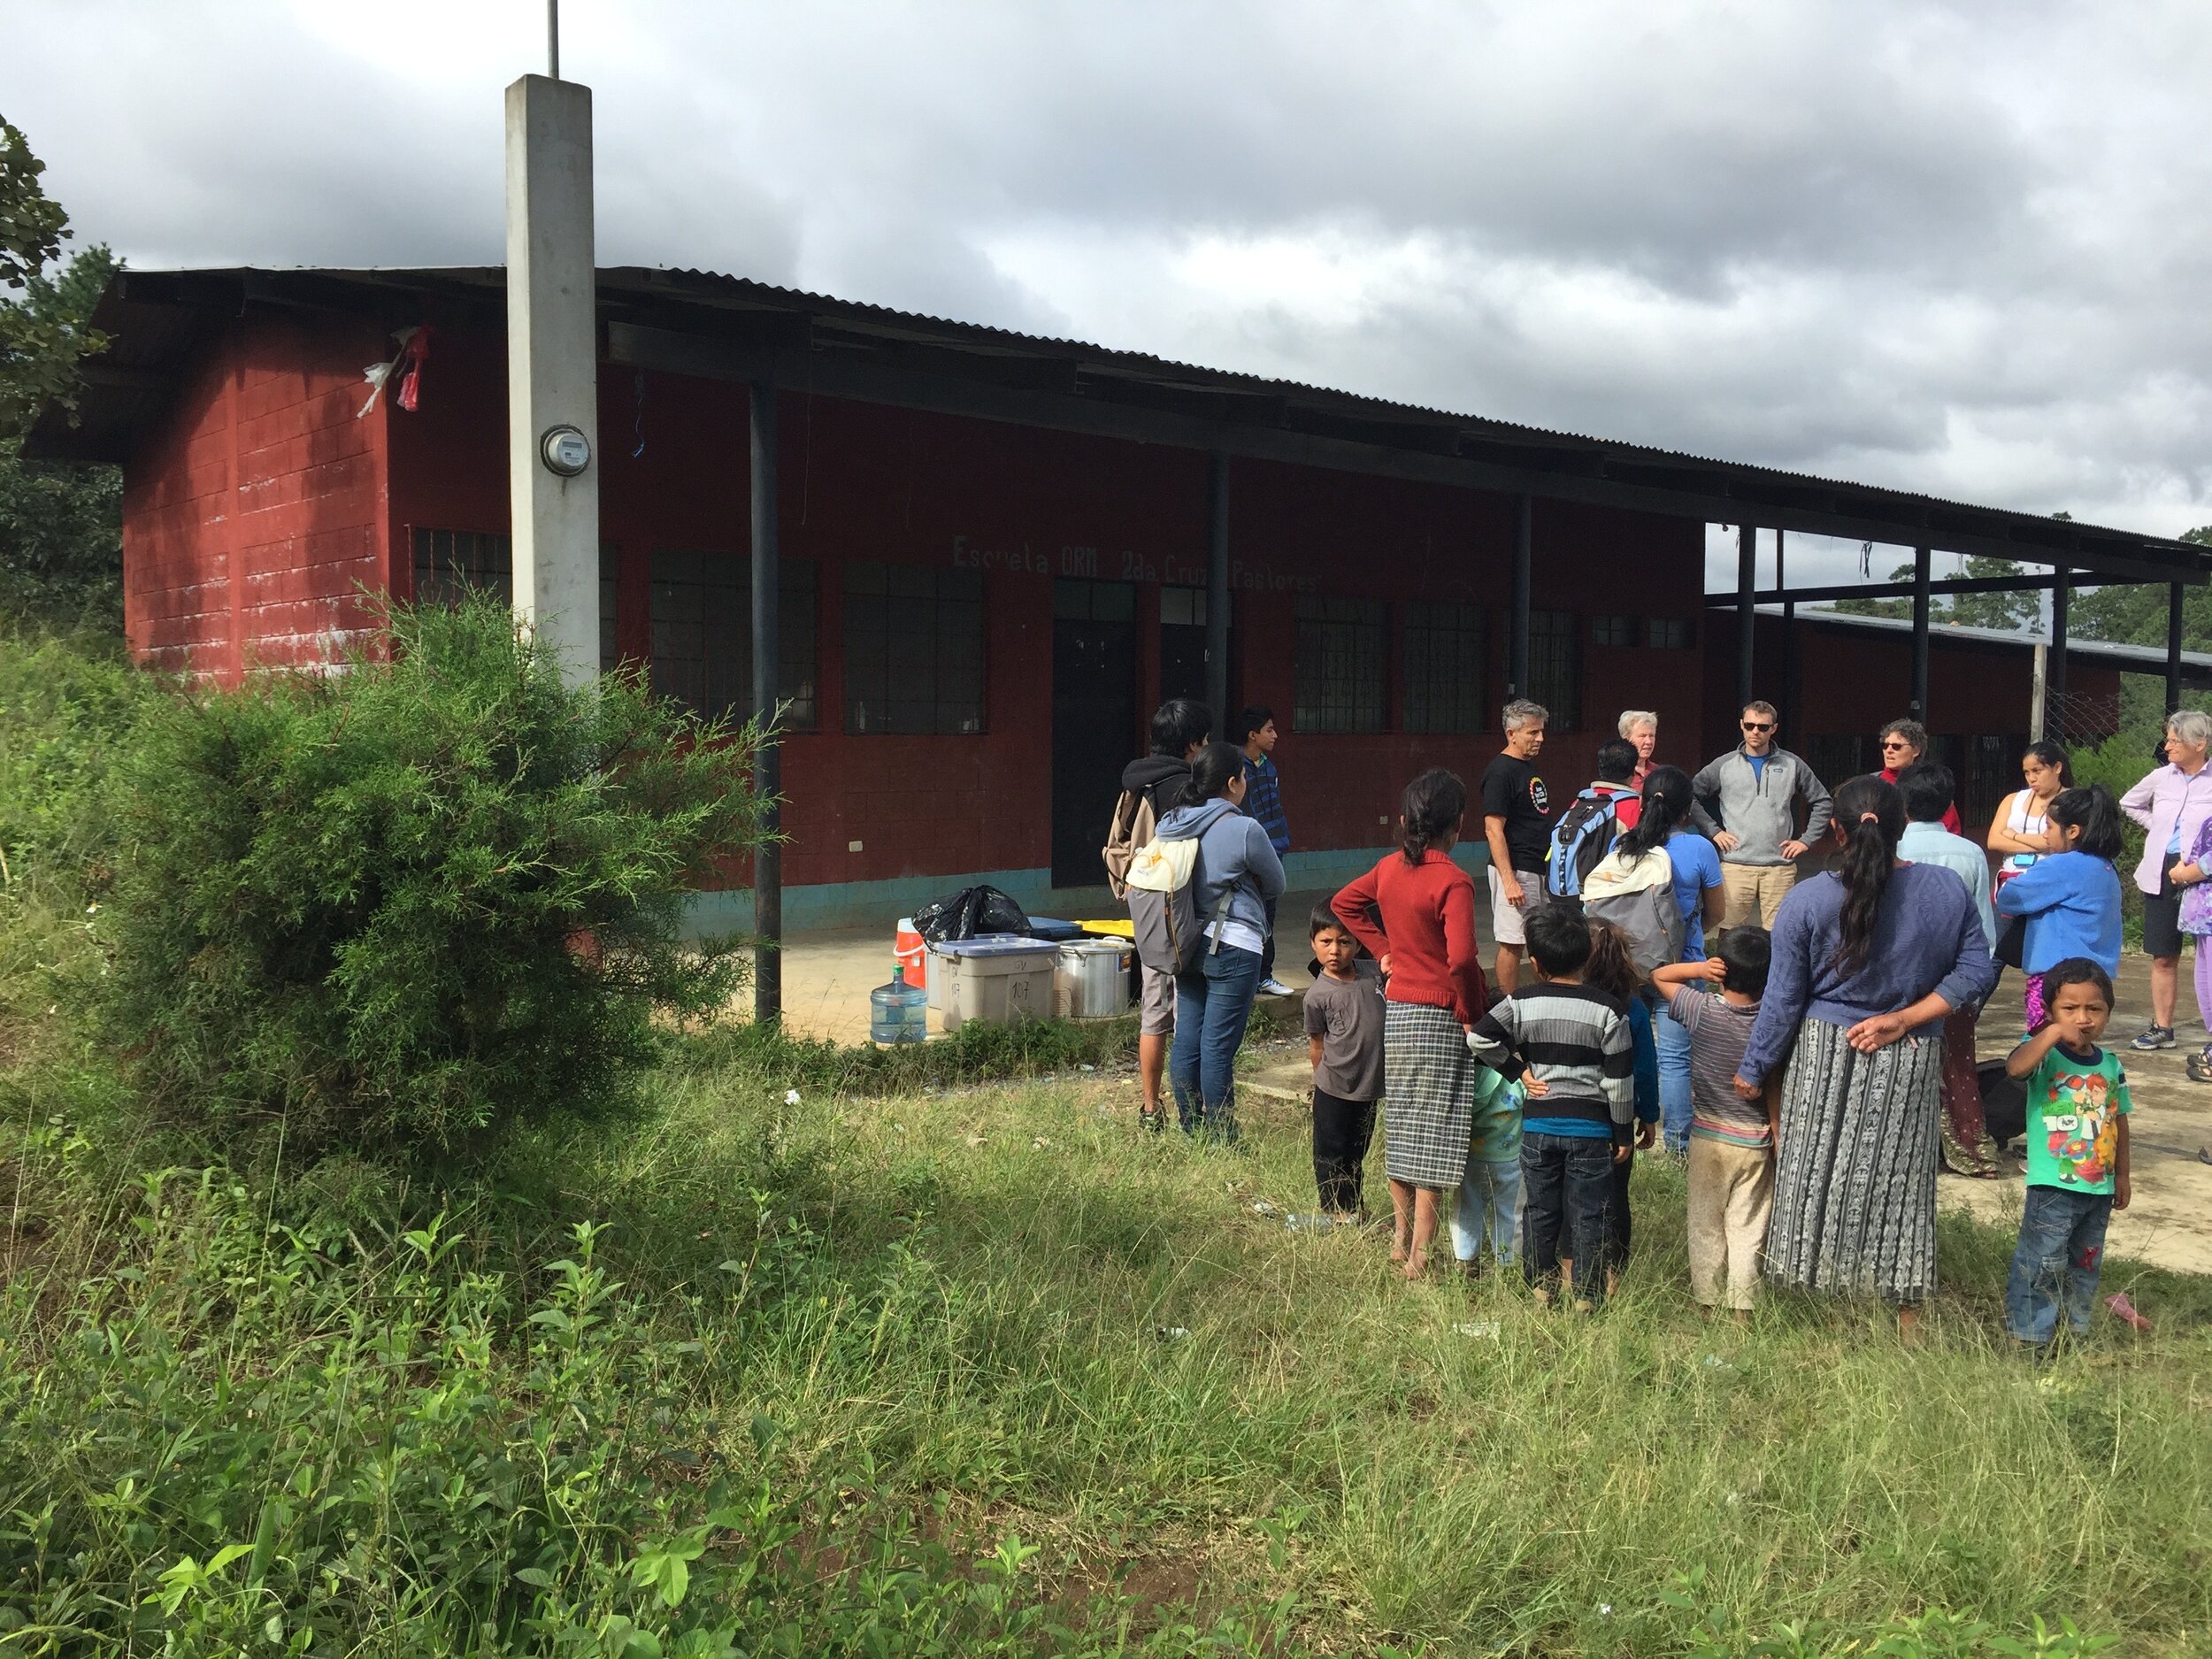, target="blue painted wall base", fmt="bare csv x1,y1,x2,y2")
687,841,1494,937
